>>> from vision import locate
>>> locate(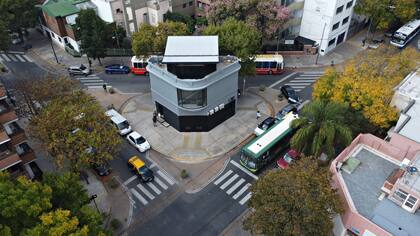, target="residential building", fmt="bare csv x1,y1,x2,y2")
0,85,38,179
331,133,420,236
195,0,210,17
391,69,420,111
172,0,195,16
147,36,241,132
299,0,356,55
